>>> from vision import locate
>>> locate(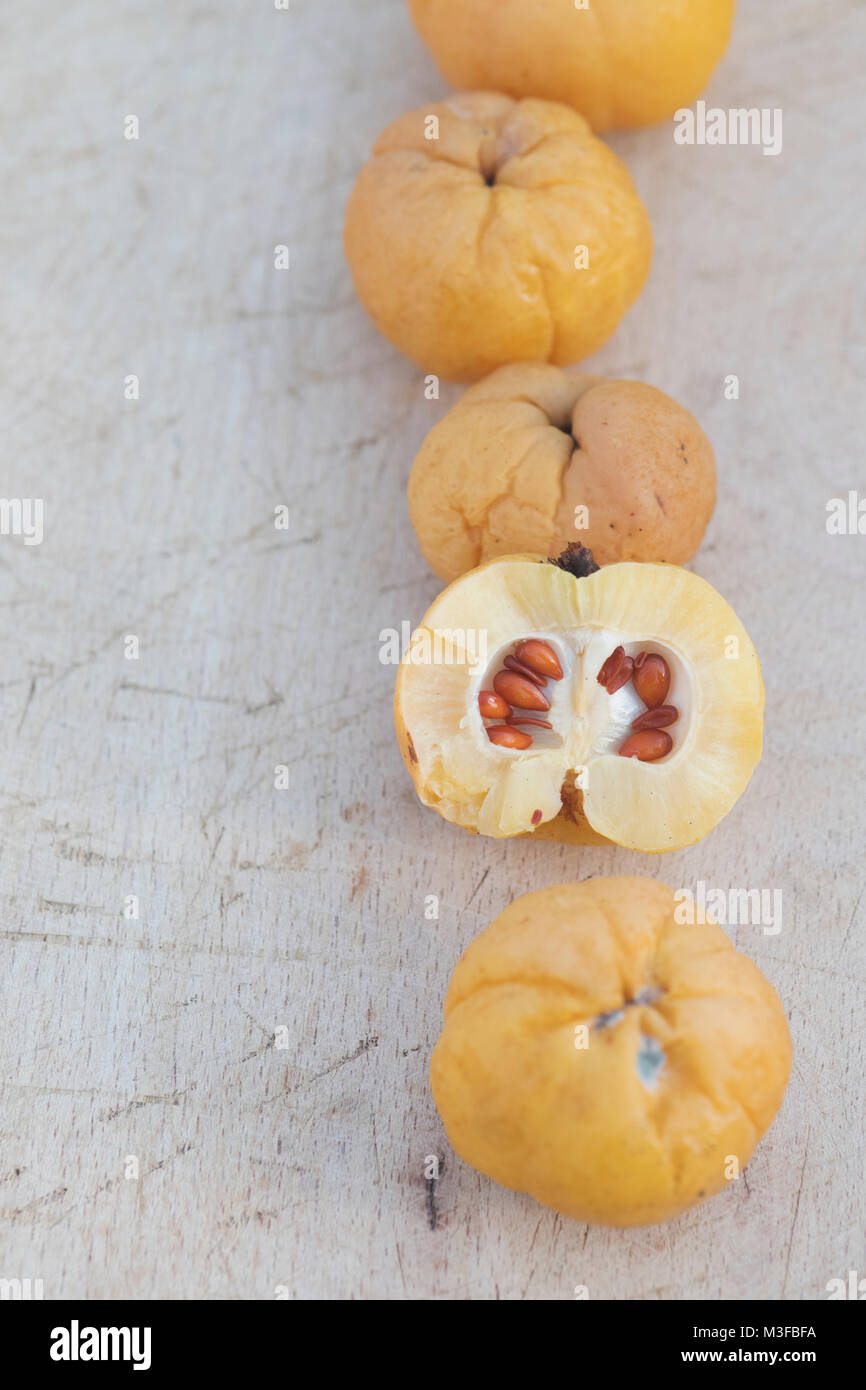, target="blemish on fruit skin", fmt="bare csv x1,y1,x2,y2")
655,492,667,515
593,986,663,1034
407,735,418,765
636,1034,666,1089
594,1006,626,1031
